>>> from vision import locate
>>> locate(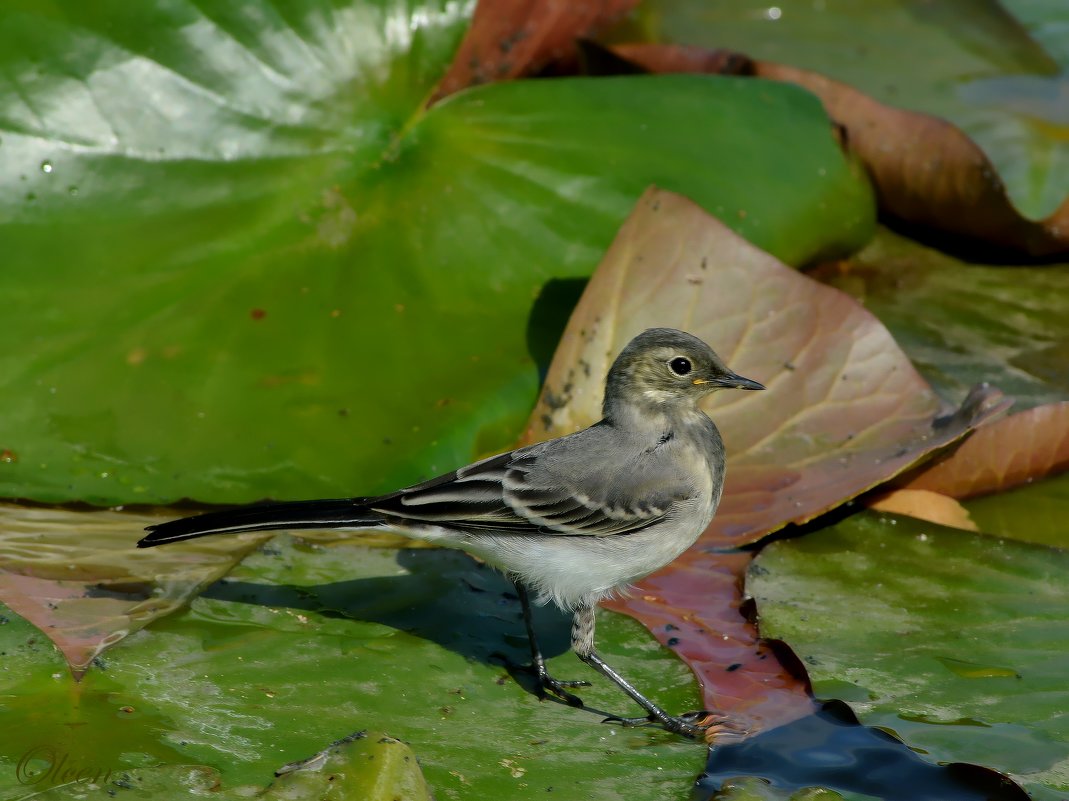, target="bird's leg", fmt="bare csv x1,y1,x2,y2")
571,603,714,739
515,582,590,707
